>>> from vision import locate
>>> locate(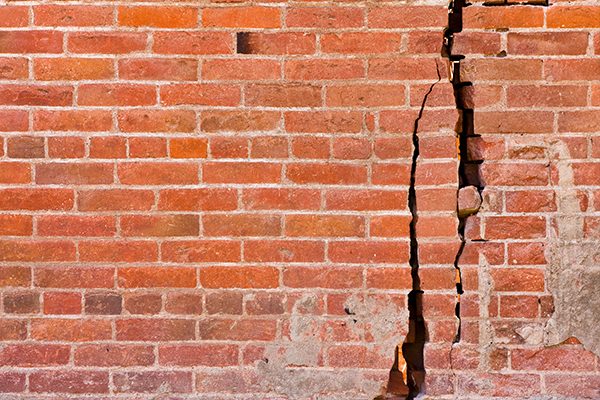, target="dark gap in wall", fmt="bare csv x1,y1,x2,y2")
482,0,549,6
236,32,251,54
